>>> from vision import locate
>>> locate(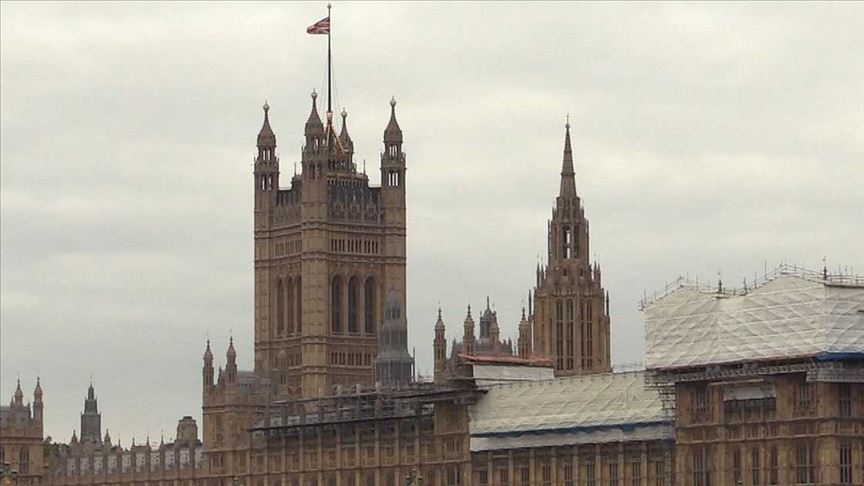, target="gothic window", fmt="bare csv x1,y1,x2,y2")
296,276,302,334
276,279,284,335
331,276,343,333
575,223,581,258
838,383,851,417
348,277,359,334
751,447,761,486
562,226,572,259
286,278,295,334
795,440,816,484
364,278,377,334
555,300,564,370
566,299,575,370
732,447,742,486
795,379,815,416
840,440,852,484
19,448,29,474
